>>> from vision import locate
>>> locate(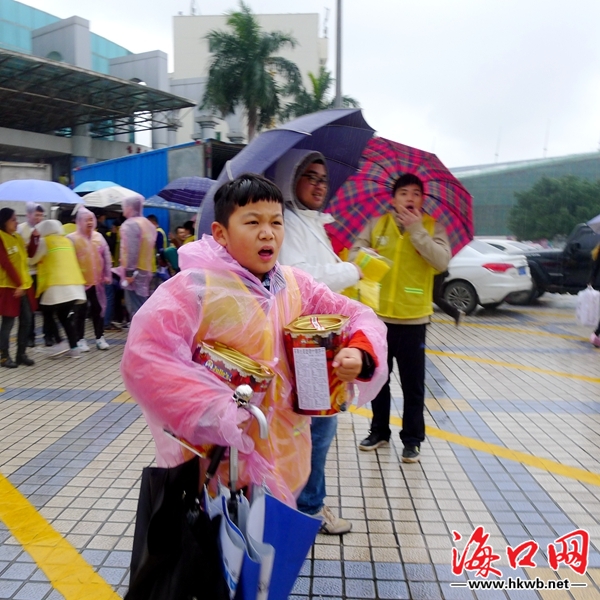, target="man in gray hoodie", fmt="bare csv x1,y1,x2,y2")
276,150,362,534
